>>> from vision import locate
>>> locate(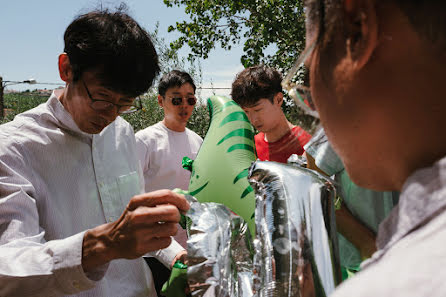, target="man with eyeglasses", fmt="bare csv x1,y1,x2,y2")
0,8,189,297
286,0,446,296
135,70,202,295
231,65,312,163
